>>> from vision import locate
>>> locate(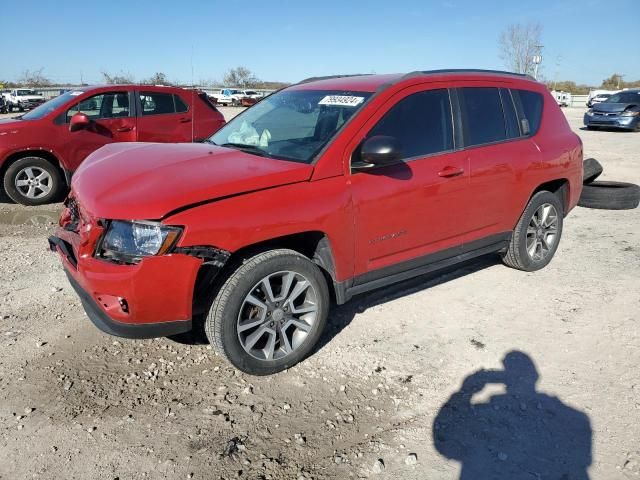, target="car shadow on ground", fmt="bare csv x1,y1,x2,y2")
432,350,592,479
171,255,501,348
579,126,636,133
314,254,500,353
